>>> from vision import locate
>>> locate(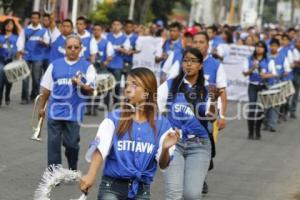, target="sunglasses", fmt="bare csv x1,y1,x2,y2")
66,45,81,50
